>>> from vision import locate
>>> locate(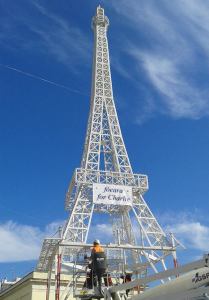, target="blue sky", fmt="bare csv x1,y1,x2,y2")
1,0,209,280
